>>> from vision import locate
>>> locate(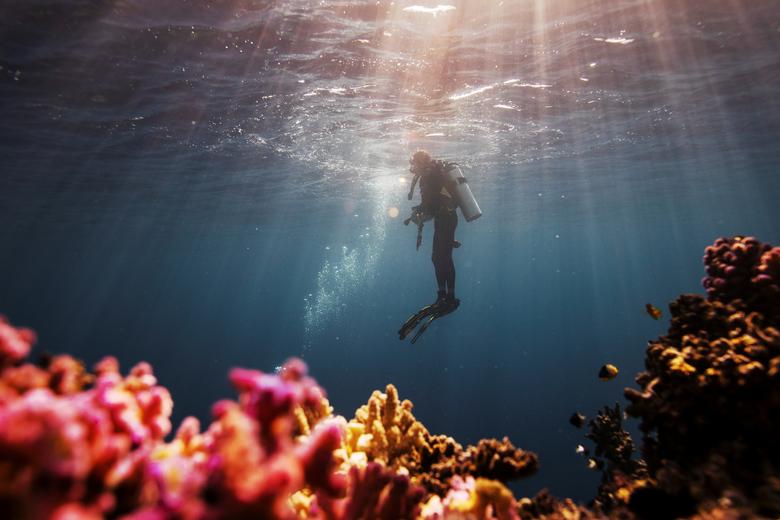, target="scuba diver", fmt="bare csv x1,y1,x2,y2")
399,150,482,344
